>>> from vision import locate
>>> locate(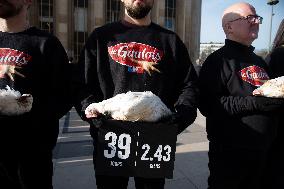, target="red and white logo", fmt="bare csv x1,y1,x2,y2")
108,42,164,74
239,65,269,86
0,48,32,81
